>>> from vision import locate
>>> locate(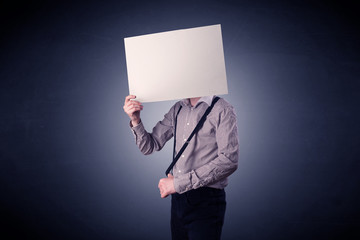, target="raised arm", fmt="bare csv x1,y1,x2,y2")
123,95,143,127
123,95,178,155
